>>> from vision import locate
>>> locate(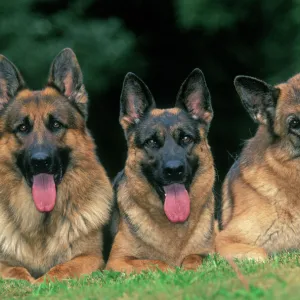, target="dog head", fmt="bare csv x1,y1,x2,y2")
234,74,300,157
119,69,214,223
0,49,89,213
